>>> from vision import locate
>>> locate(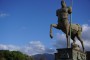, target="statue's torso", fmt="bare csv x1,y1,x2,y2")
56,8,69,29
57,7,68,19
